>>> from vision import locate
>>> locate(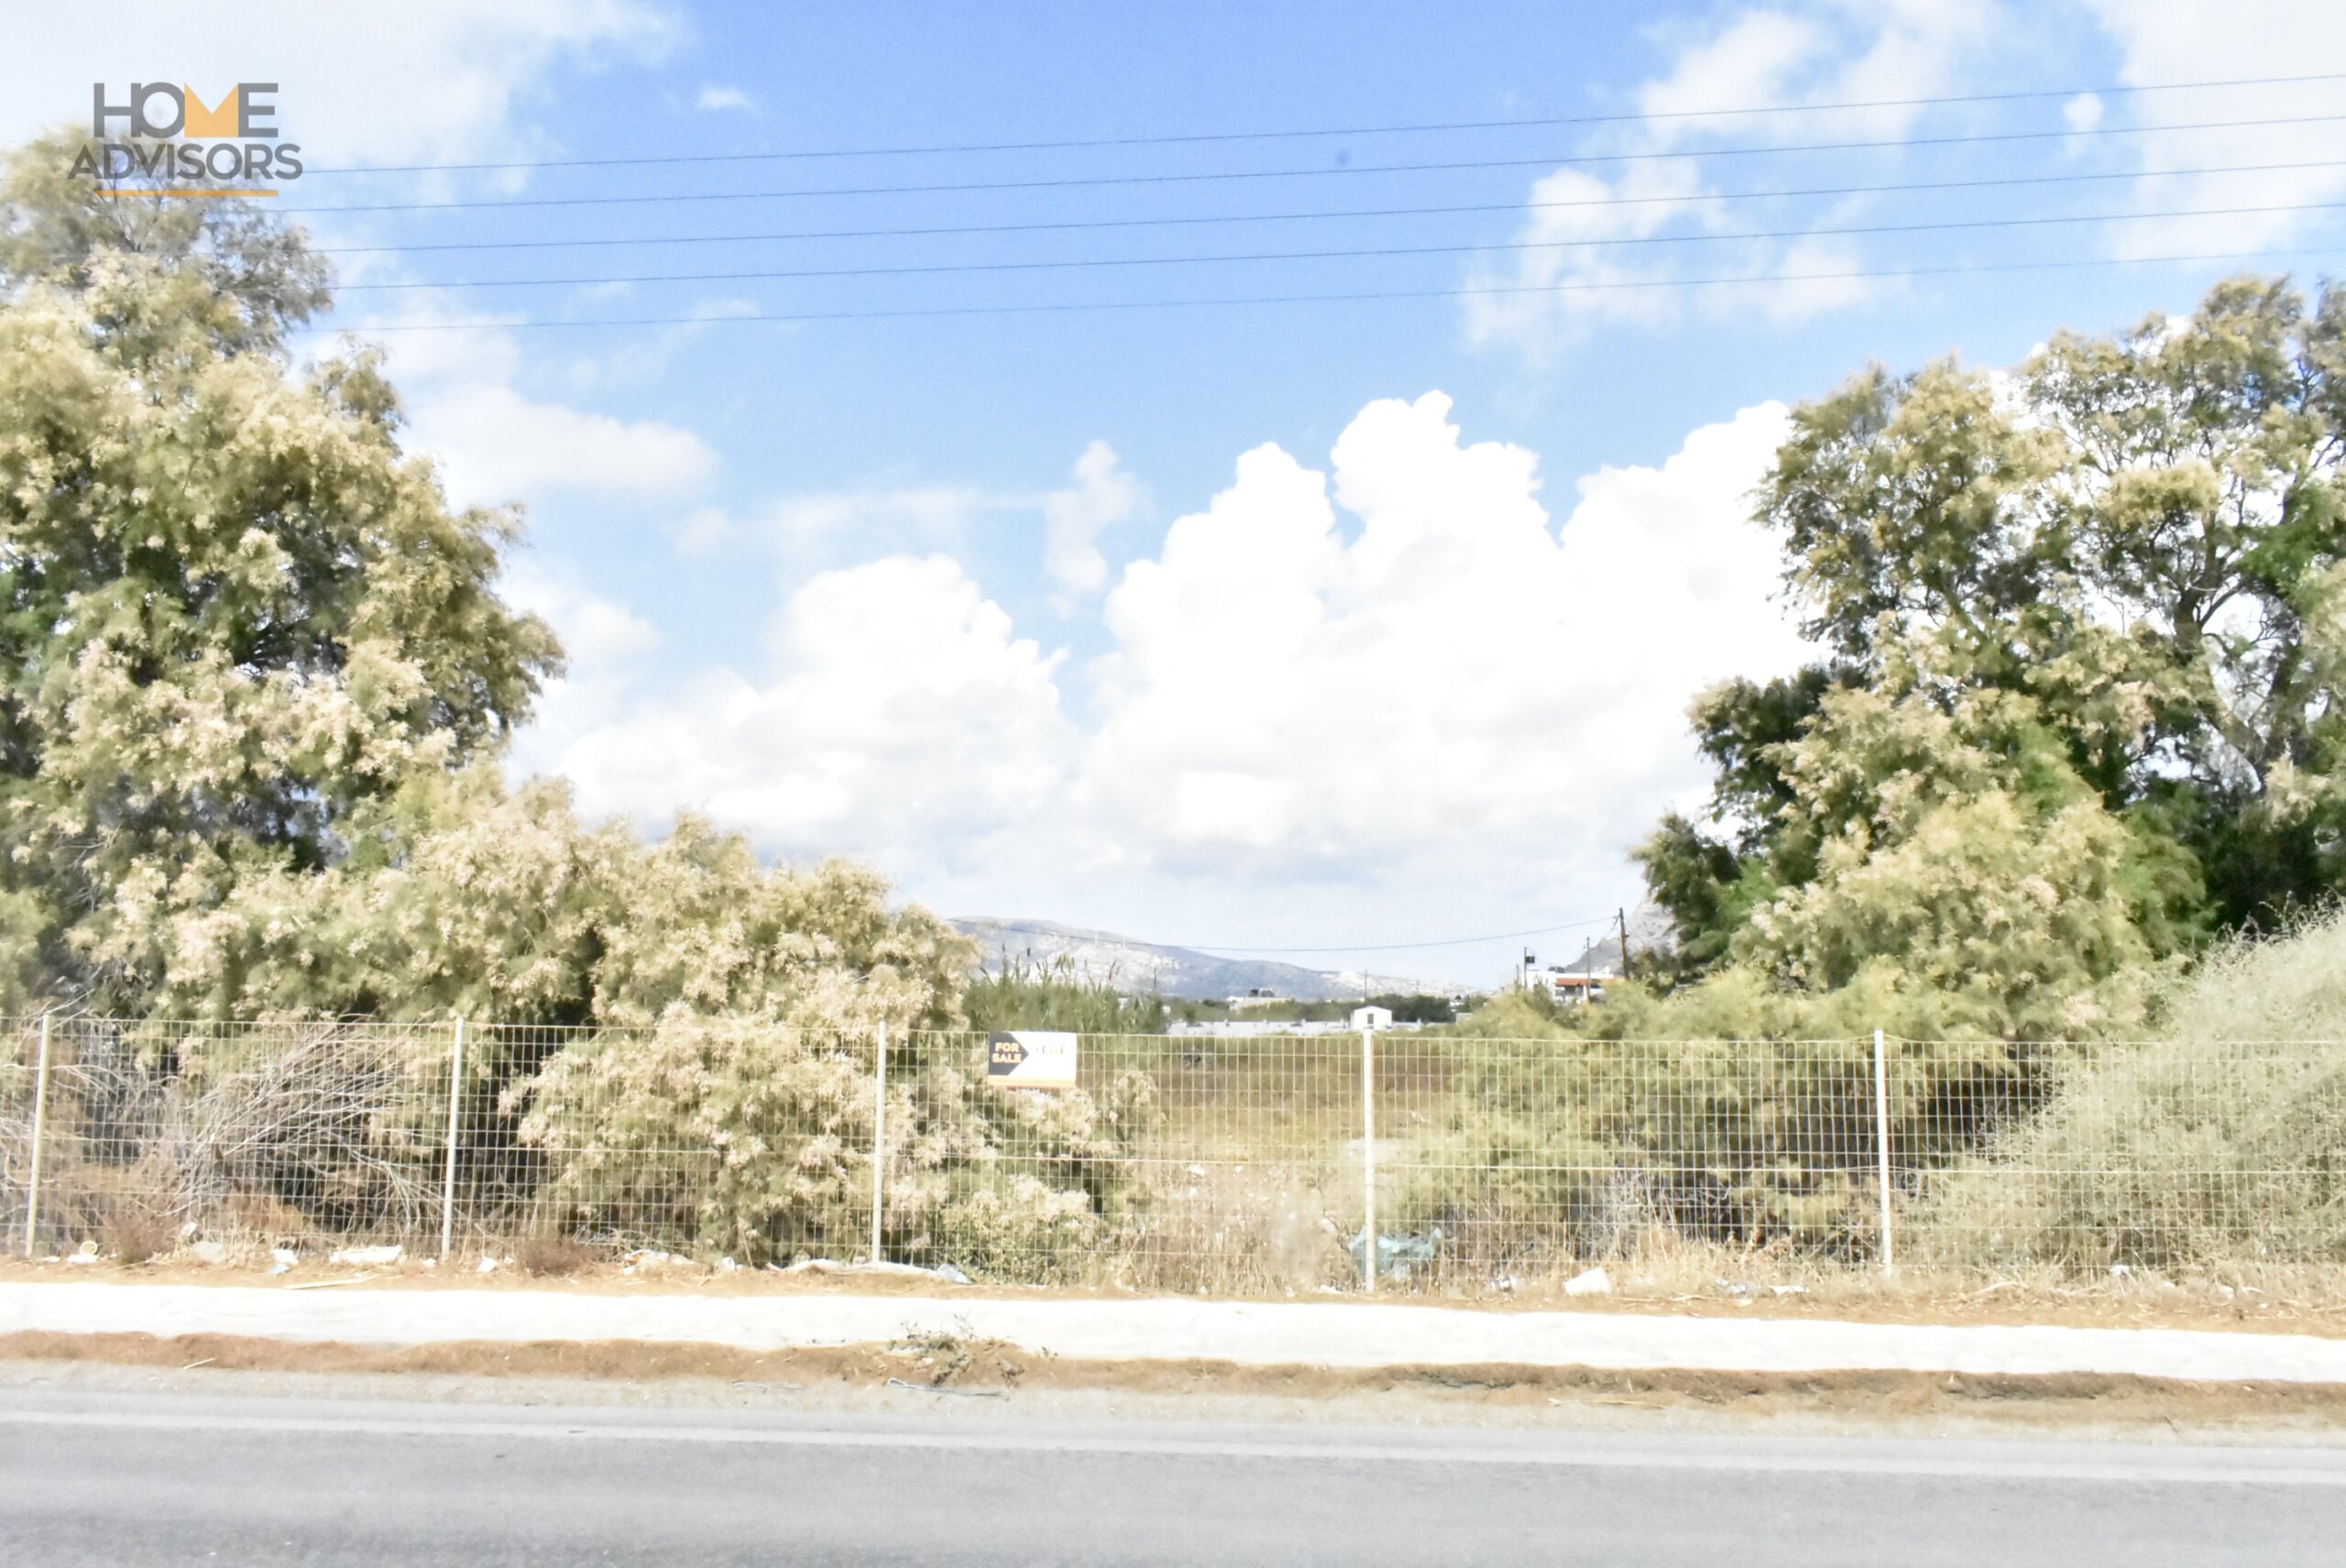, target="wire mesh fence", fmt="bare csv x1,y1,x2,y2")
5,1015,2342,1289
